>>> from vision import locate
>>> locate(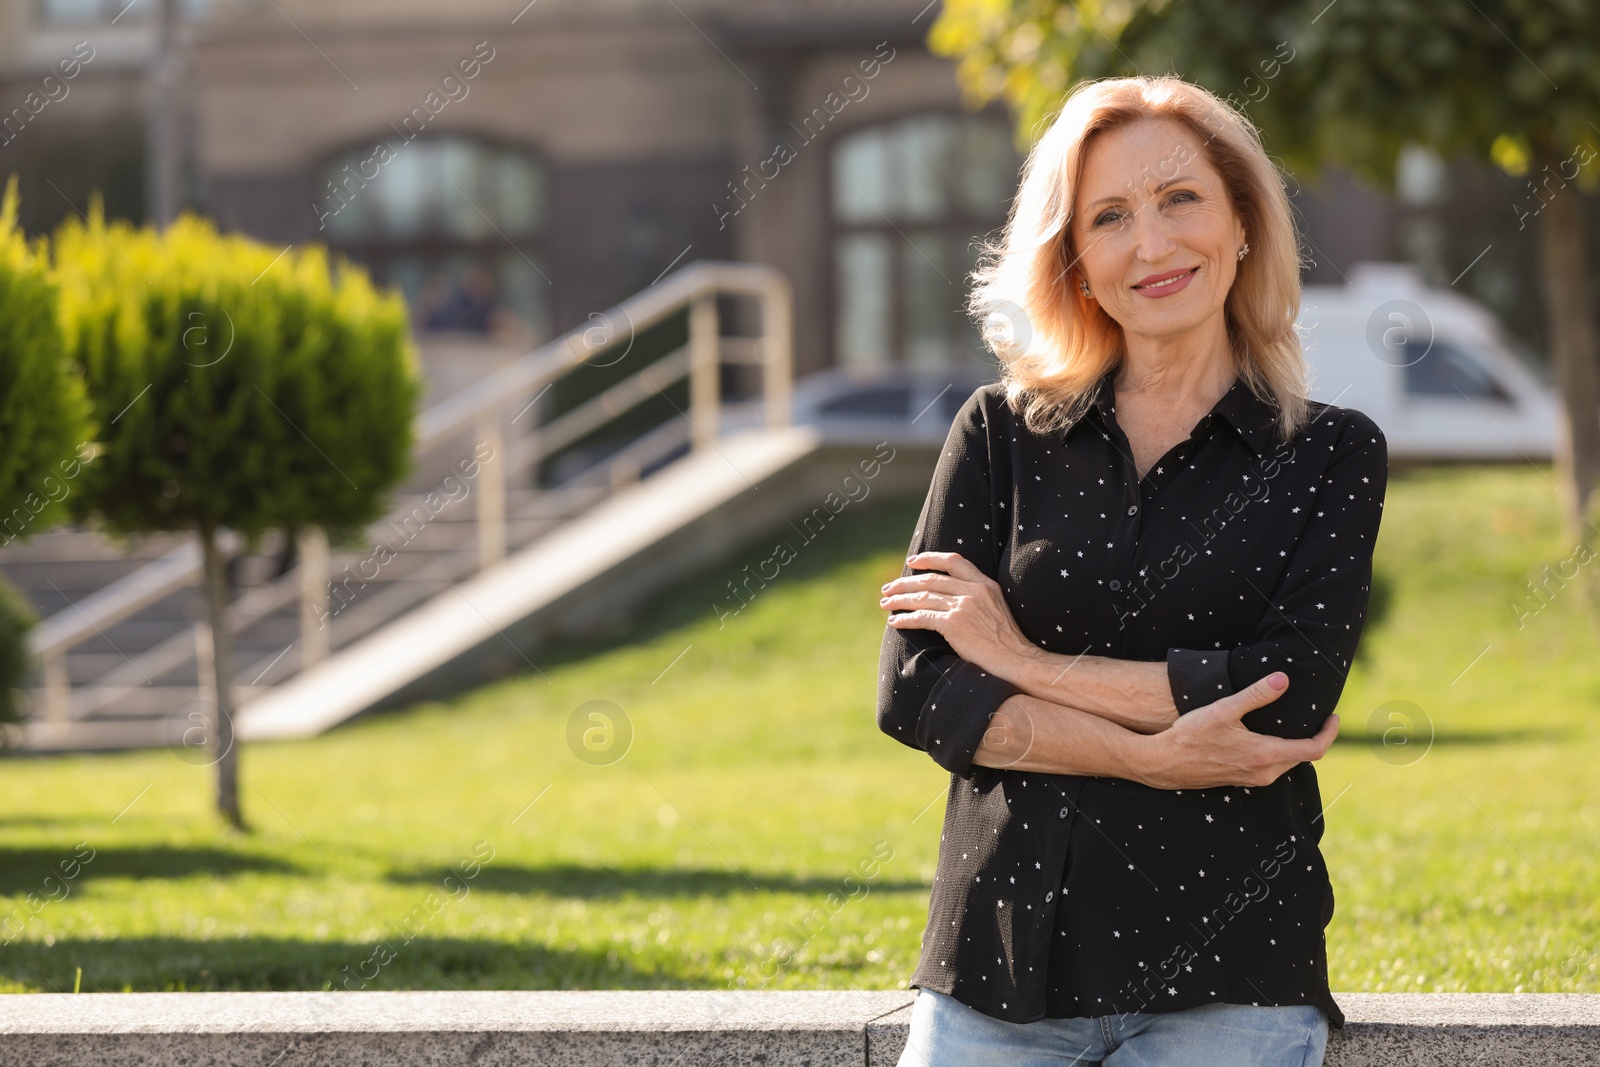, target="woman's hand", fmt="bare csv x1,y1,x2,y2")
880,551,1035,681
1138,672,1340,789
